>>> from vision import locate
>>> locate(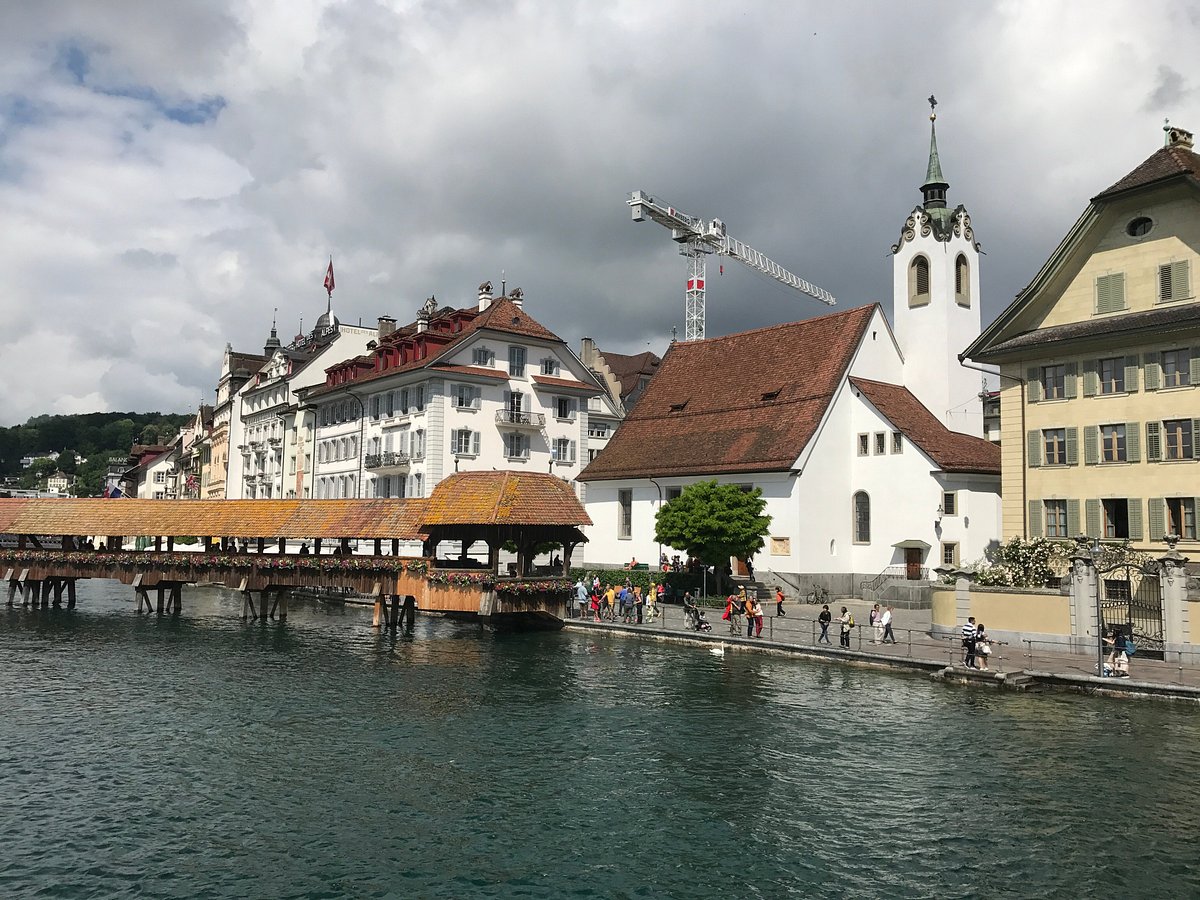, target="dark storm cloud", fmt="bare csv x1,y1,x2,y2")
0,0,1197,424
